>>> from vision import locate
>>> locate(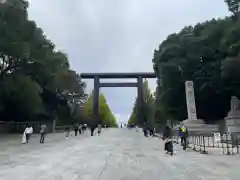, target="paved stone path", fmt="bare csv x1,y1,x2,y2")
0,129,240,180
